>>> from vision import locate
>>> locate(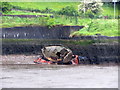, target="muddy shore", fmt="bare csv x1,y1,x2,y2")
1,55,118,88
2,39,119,64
